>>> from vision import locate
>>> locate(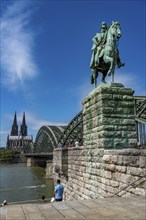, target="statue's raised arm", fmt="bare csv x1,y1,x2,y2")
90,21,125,87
